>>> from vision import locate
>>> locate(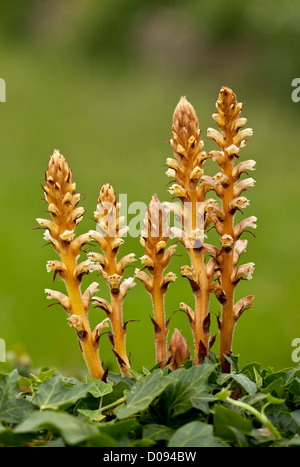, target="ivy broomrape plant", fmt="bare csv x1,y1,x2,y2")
89,183,136,376
37,86,256,378
37,151,107,380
